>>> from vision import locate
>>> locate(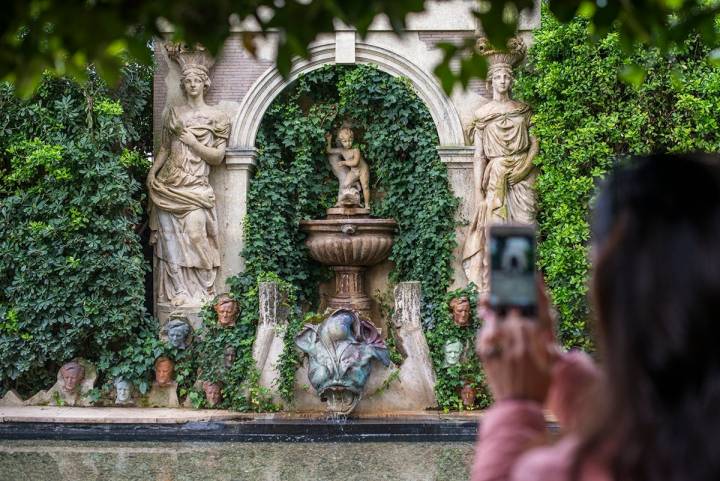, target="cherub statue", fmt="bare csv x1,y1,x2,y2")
325,127,370,209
